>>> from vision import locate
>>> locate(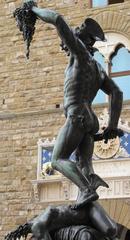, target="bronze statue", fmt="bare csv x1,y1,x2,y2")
13,0,123,209
5,201,120,240
5,200,130,240
10,2,126,240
